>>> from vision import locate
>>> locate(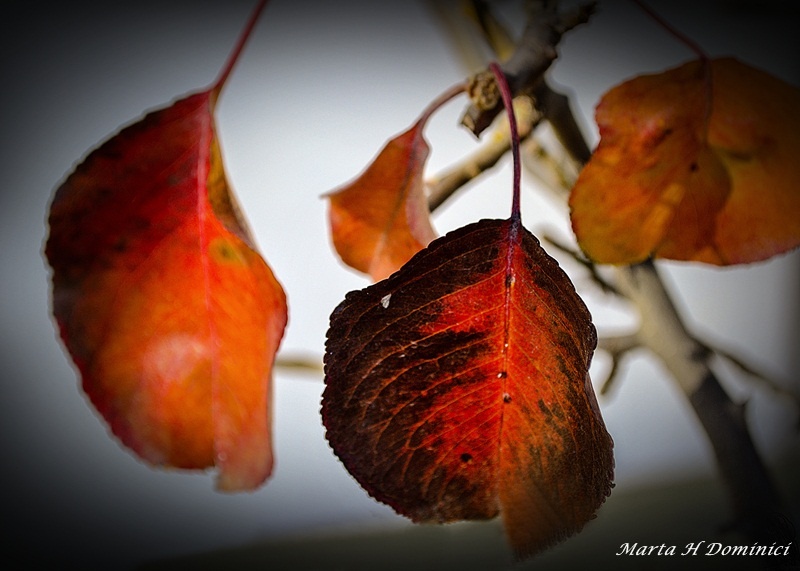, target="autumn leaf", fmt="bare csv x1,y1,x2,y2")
326,84,464,281
322,218,613,558
570,57,800,265
45,1,287,491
